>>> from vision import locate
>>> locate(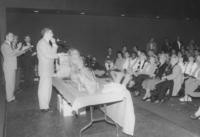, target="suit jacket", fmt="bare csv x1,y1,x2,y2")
166,64,182,80
1,41,17,69
146,41,157,53
37,39,58,77
166,64,183,96
172,41,183,52
161,42,172,53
